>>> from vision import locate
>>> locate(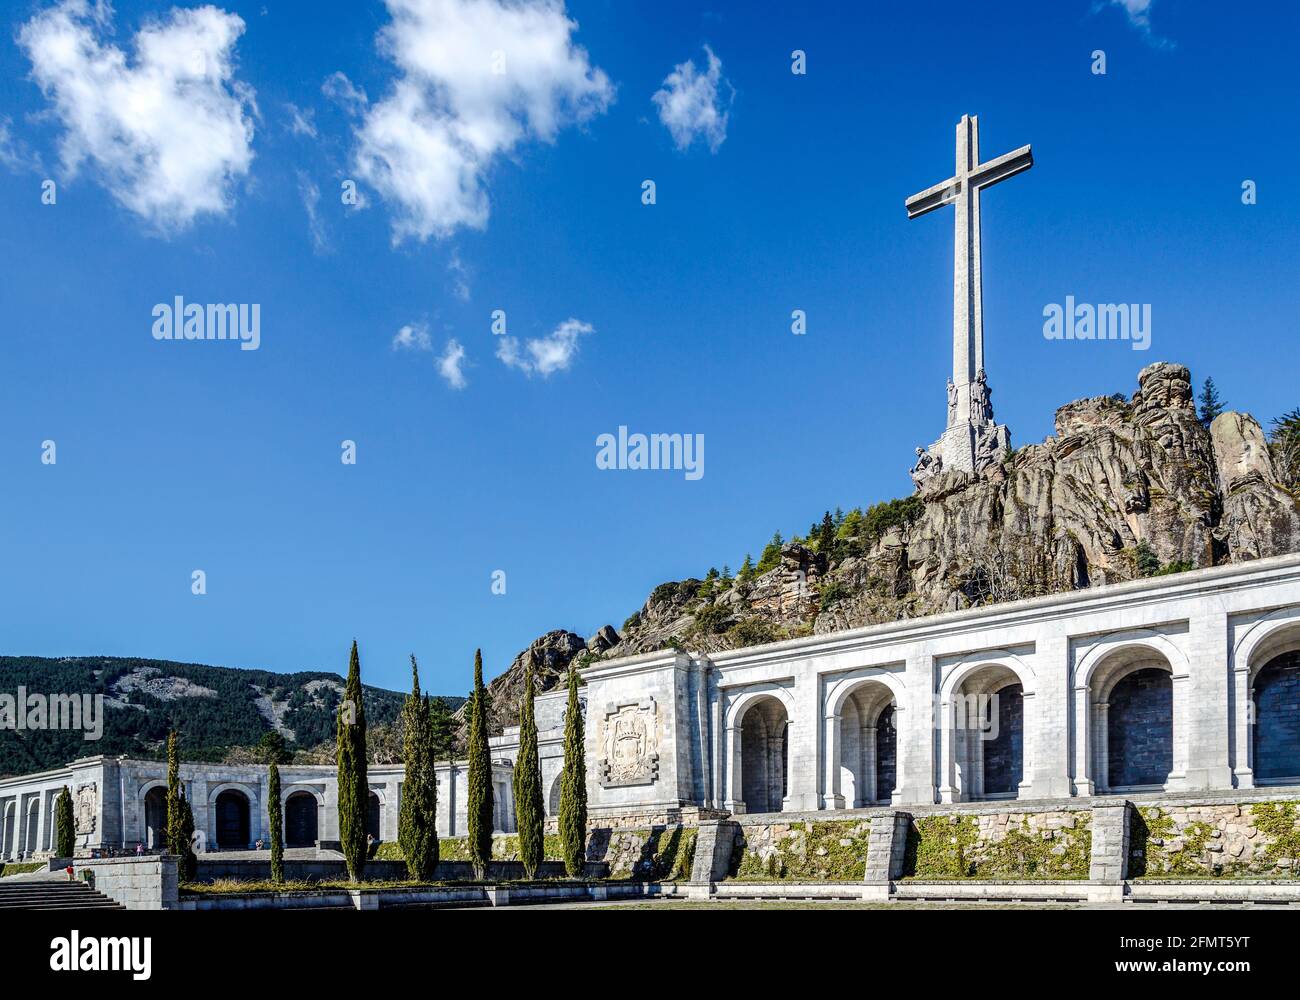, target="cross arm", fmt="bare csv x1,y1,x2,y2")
970,144,1033,191
905,176,960,219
